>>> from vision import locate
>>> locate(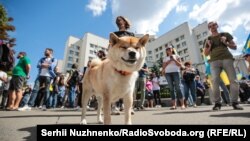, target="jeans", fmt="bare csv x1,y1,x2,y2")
68,85,76,108
210,59,239,104
19,94,30,107
49,92,58,108
165,72,183,100
182,80,197,102
28,76,51,107
219,80,231,104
